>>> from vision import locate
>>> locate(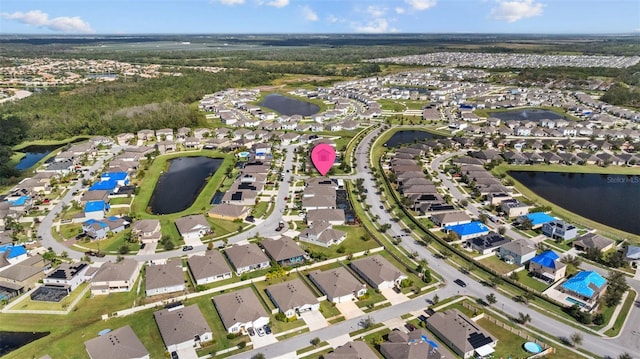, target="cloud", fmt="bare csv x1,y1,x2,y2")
405,0,437,11
354,18,397,33
217,0,245,5
266,0,289,8
1,10,93,33
301,6,318,21
366,5,387,18
395,7,406,14
490,0,543,22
